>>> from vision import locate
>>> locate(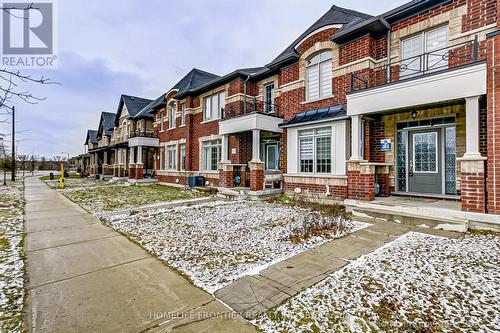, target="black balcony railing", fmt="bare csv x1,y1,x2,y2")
221,97,280,120
129,130,158,138
350,37,482,92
